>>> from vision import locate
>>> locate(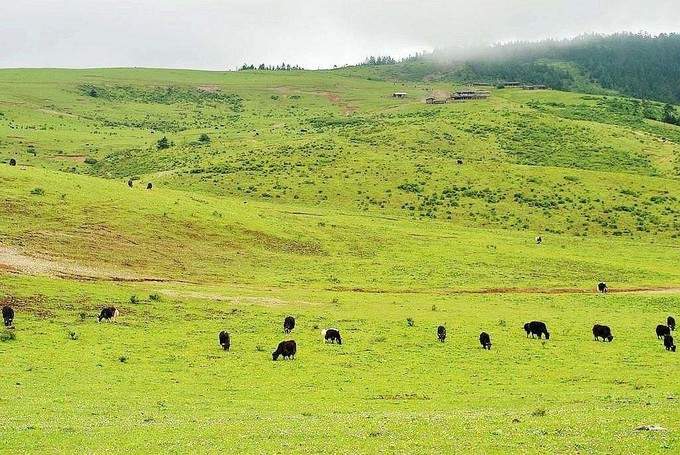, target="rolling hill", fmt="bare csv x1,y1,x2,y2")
1,67,680,453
